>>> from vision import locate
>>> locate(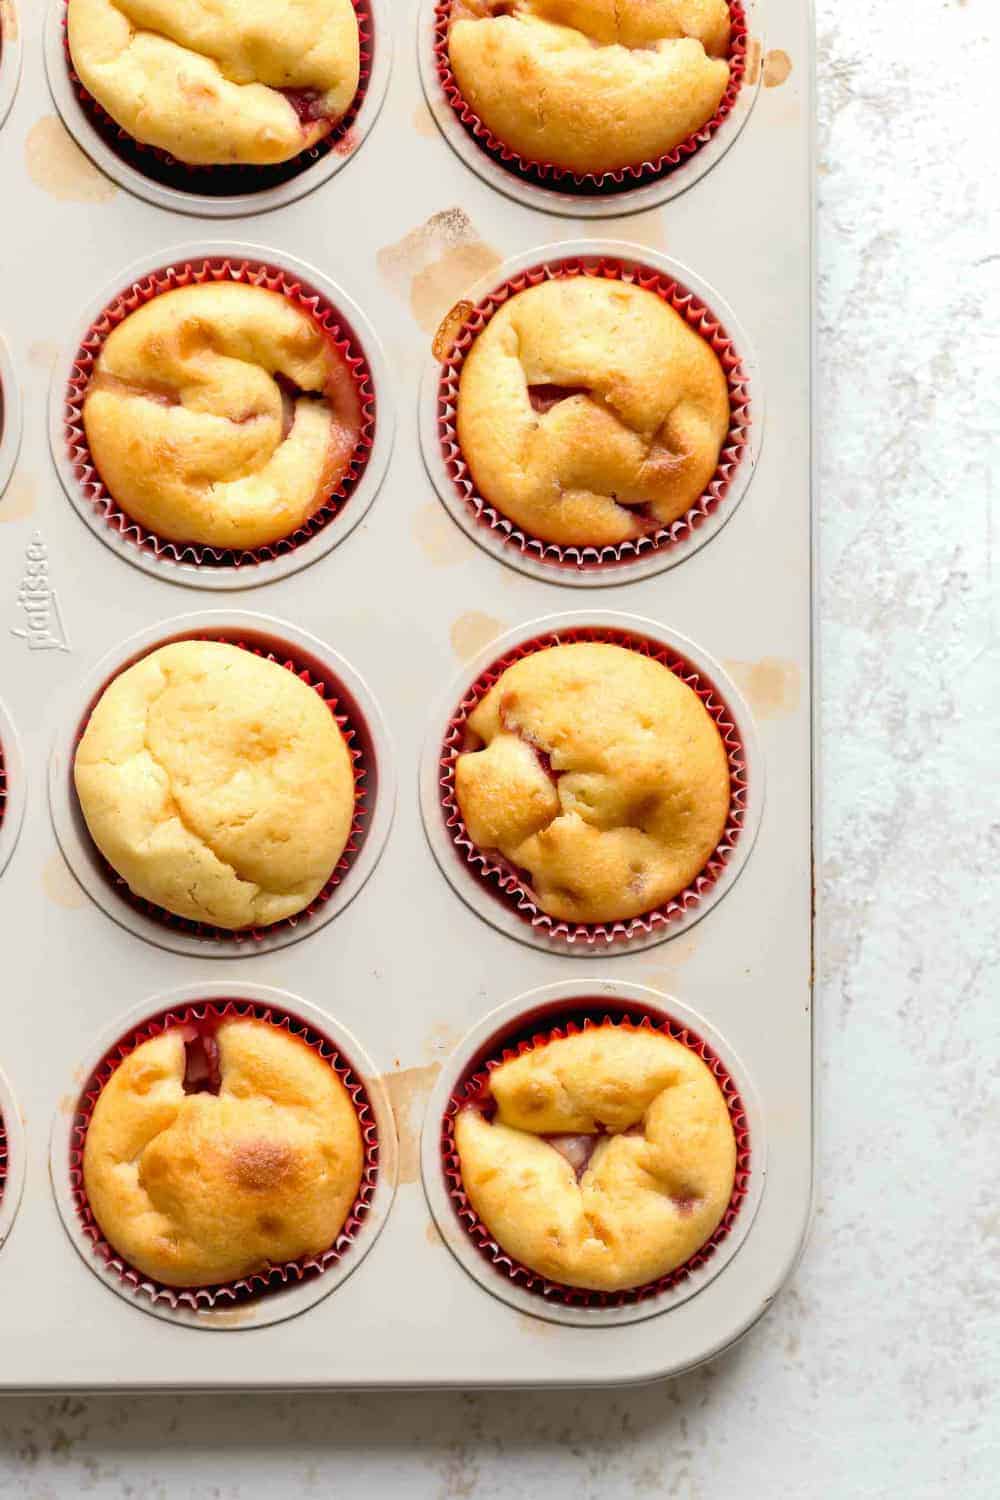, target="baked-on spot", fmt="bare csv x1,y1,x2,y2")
376,208,502,335
763,49,793,87
25,116,118,204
